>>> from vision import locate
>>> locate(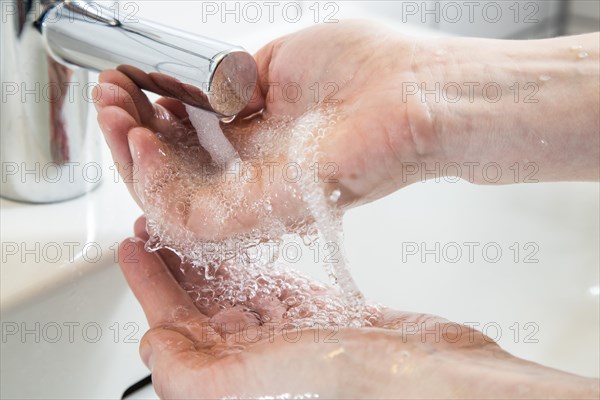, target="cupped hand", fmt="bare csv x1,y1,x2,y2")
250,20,438,204
119,217,596,399
95,21,436,242
120,216,482,399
